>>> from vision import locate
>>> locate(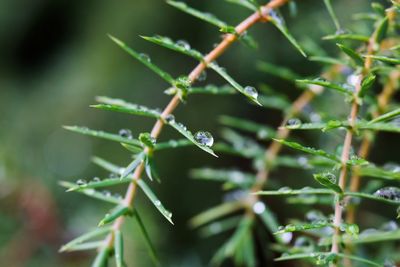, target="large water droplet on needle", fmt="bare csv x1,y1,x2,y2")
194,131,214,147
